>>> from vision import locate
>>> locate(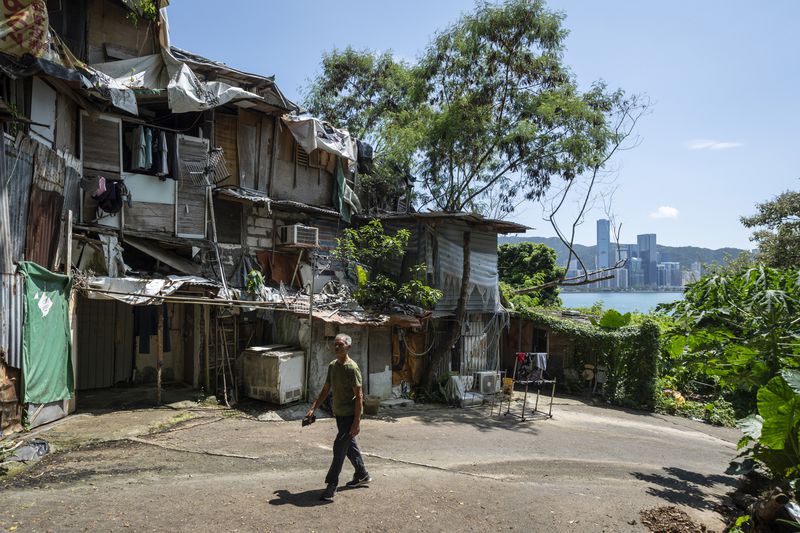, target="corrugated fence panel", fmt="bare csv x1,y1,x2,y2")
26,142,66,268
0,273,24,369
76,296,118,390
309,216,346,250
435,224,500,313
62,154,82,218
3,135,35,268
